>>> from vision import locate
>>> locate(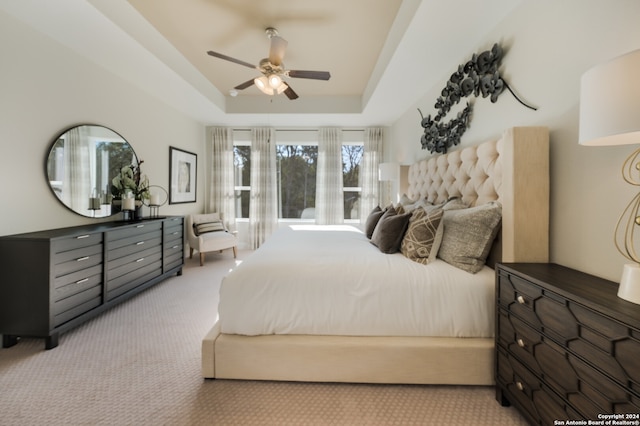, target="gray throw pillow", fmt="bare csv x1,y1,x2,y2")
438,202,502,273
364,206,385,239
371,210,412,254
